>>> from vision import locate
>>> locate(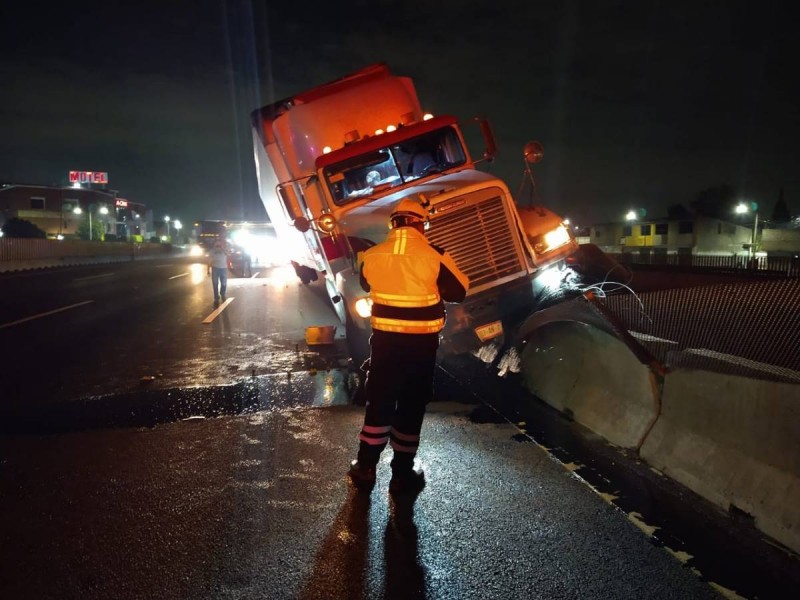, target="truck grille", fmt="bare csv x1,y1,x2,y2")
426,194,525,293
